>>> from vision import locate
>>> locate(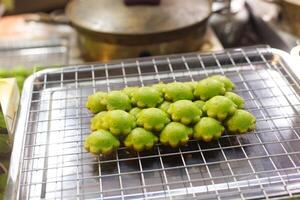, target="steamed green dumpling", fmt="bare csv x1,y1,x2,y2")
186,81,198,92
131,87,163,108
129,107,142,118
158,101,171,113
124,128,158,152
105,110,136,136
123,87,139,98
90,111,108,131
203,96,237,121
226,110,256,133
84,130,120,155
167,100,202,125
194,117,225,142
86,92,107,114
194,100,206,111
136,108,170,132
102,91,131,111
163,82,194,102
225,92,244,109
160,122,193,148
152,82,166,94
194,78,226,100
210,75,235,91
